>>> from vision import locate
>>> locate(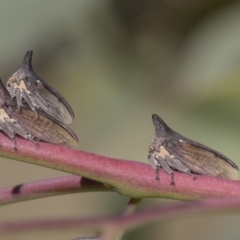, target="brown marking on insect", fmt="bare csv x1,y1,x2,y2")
0,108,11,120
158,146,172,158
16,80,30,94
